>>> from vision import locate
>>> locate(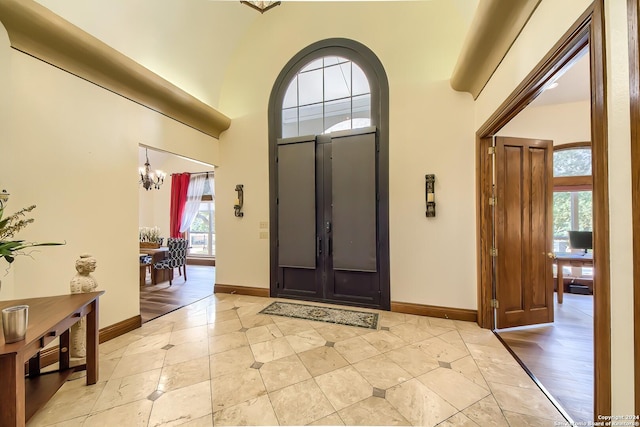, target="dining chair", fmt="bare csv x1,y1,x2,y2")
153,238,188,286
